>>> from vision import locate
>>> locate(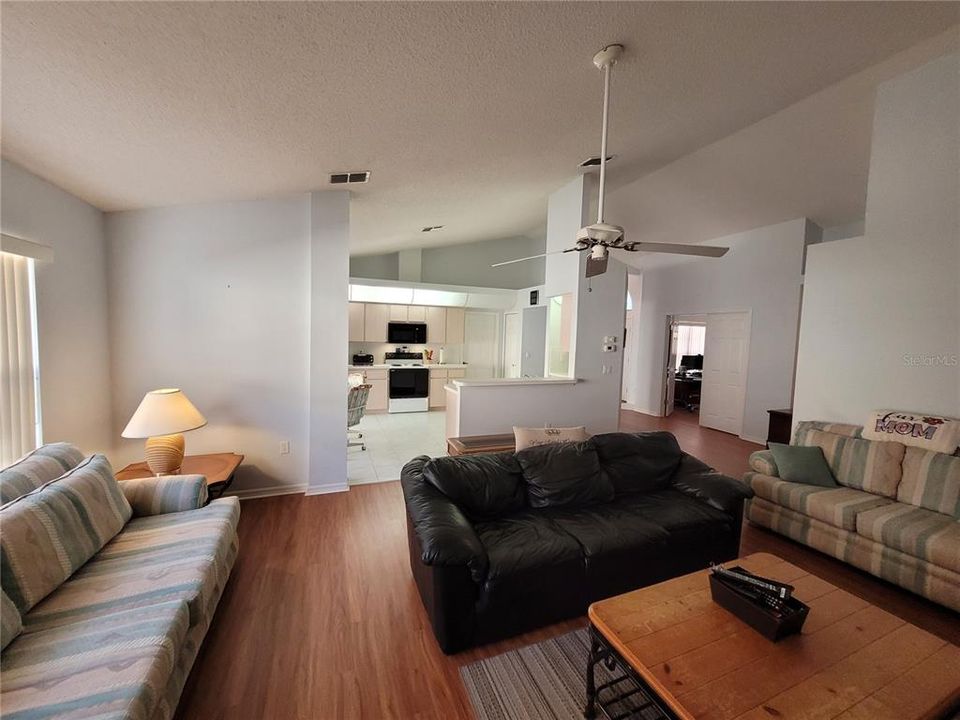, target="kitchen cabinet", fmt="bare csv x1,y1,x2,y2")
389,305,408,321
407,305,427,321
348,303,365,342
446,308,465,344
425,306,446,344
428,367,465,408
364,304,389,343
429,368,447,408
363,369,388,411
